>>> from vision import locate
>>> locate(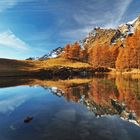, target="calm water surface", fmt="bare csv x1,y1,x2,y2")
0,75,140,140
